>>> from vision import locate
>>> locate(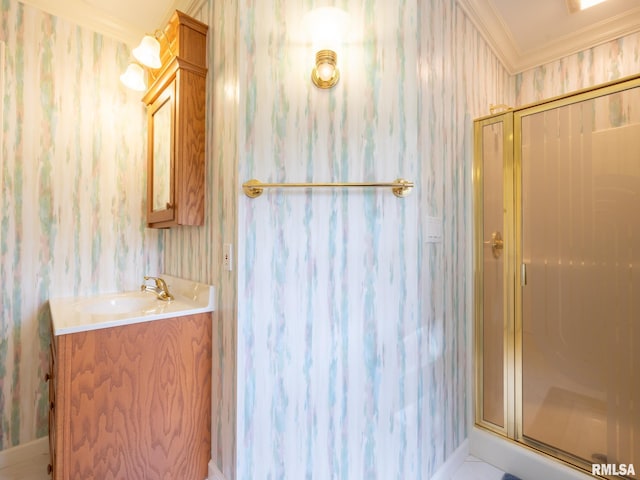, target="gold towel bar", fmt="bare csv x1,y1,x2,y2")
242,178,414,198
